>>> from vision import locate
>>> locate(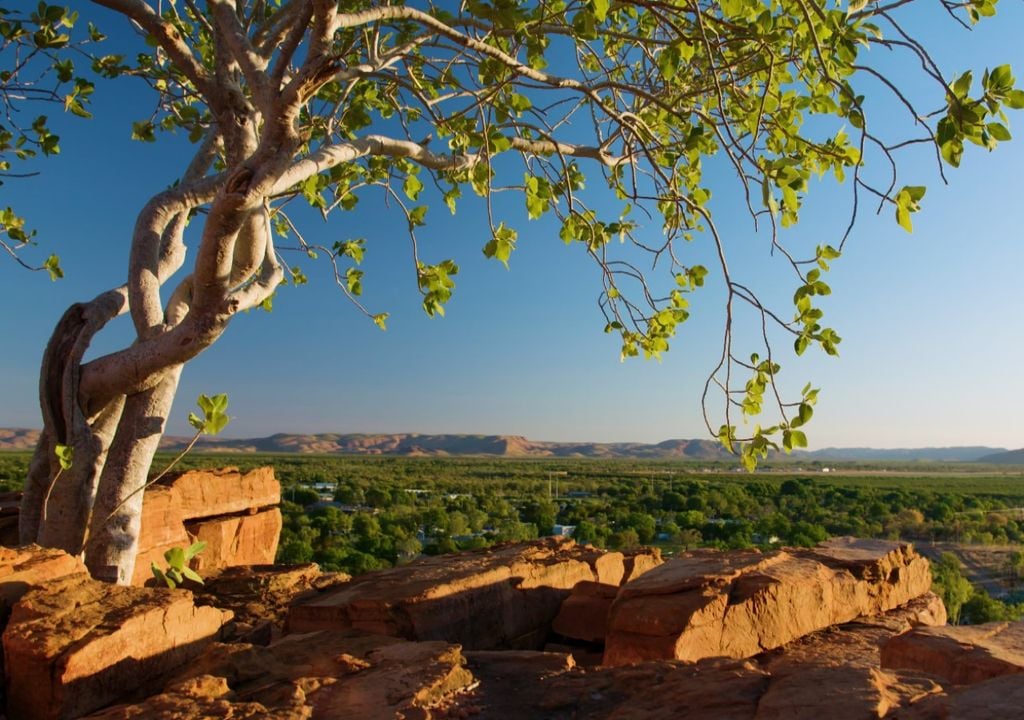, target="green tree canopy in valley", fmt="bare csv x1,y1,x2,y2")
9,0,1022,584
